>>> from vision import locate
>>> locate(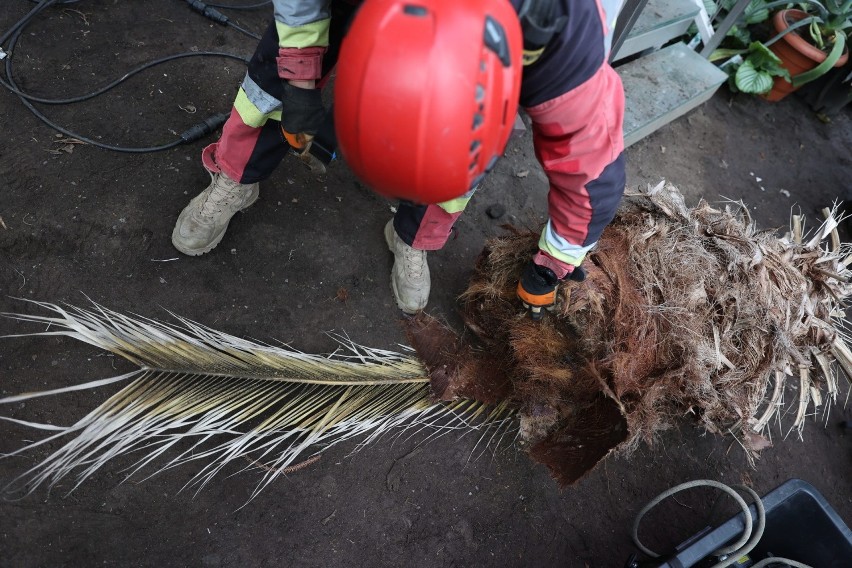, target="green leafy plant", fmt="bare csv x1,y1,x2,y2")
728,41,793,93
710,0,851,94
766,0,850,84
